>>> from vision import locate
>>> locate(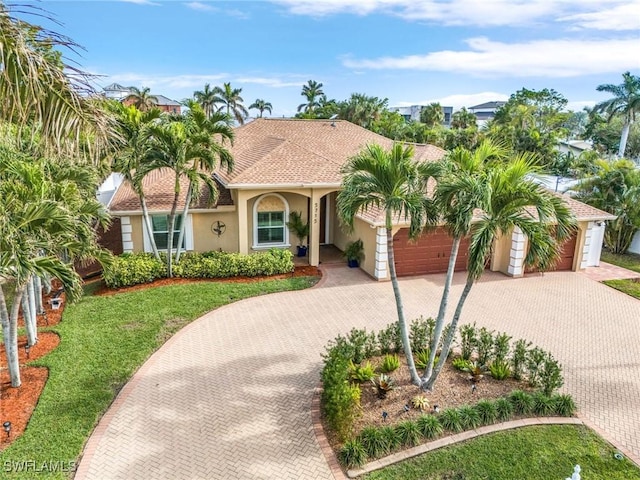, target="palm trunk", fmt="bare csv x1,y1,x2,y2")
386,215,421,386
175,183,192,264
422,237,460,385
424,276,474,390
34,276,43,314
140,193,161,261
166,174,181,278
22,285,37,347
618,122,631,158
8,284,26,387
27,275,38,344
